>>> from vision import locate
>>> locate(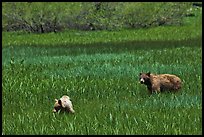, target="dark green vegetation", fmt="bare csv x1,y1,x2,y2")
2,2,202,135
2,2,199,32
